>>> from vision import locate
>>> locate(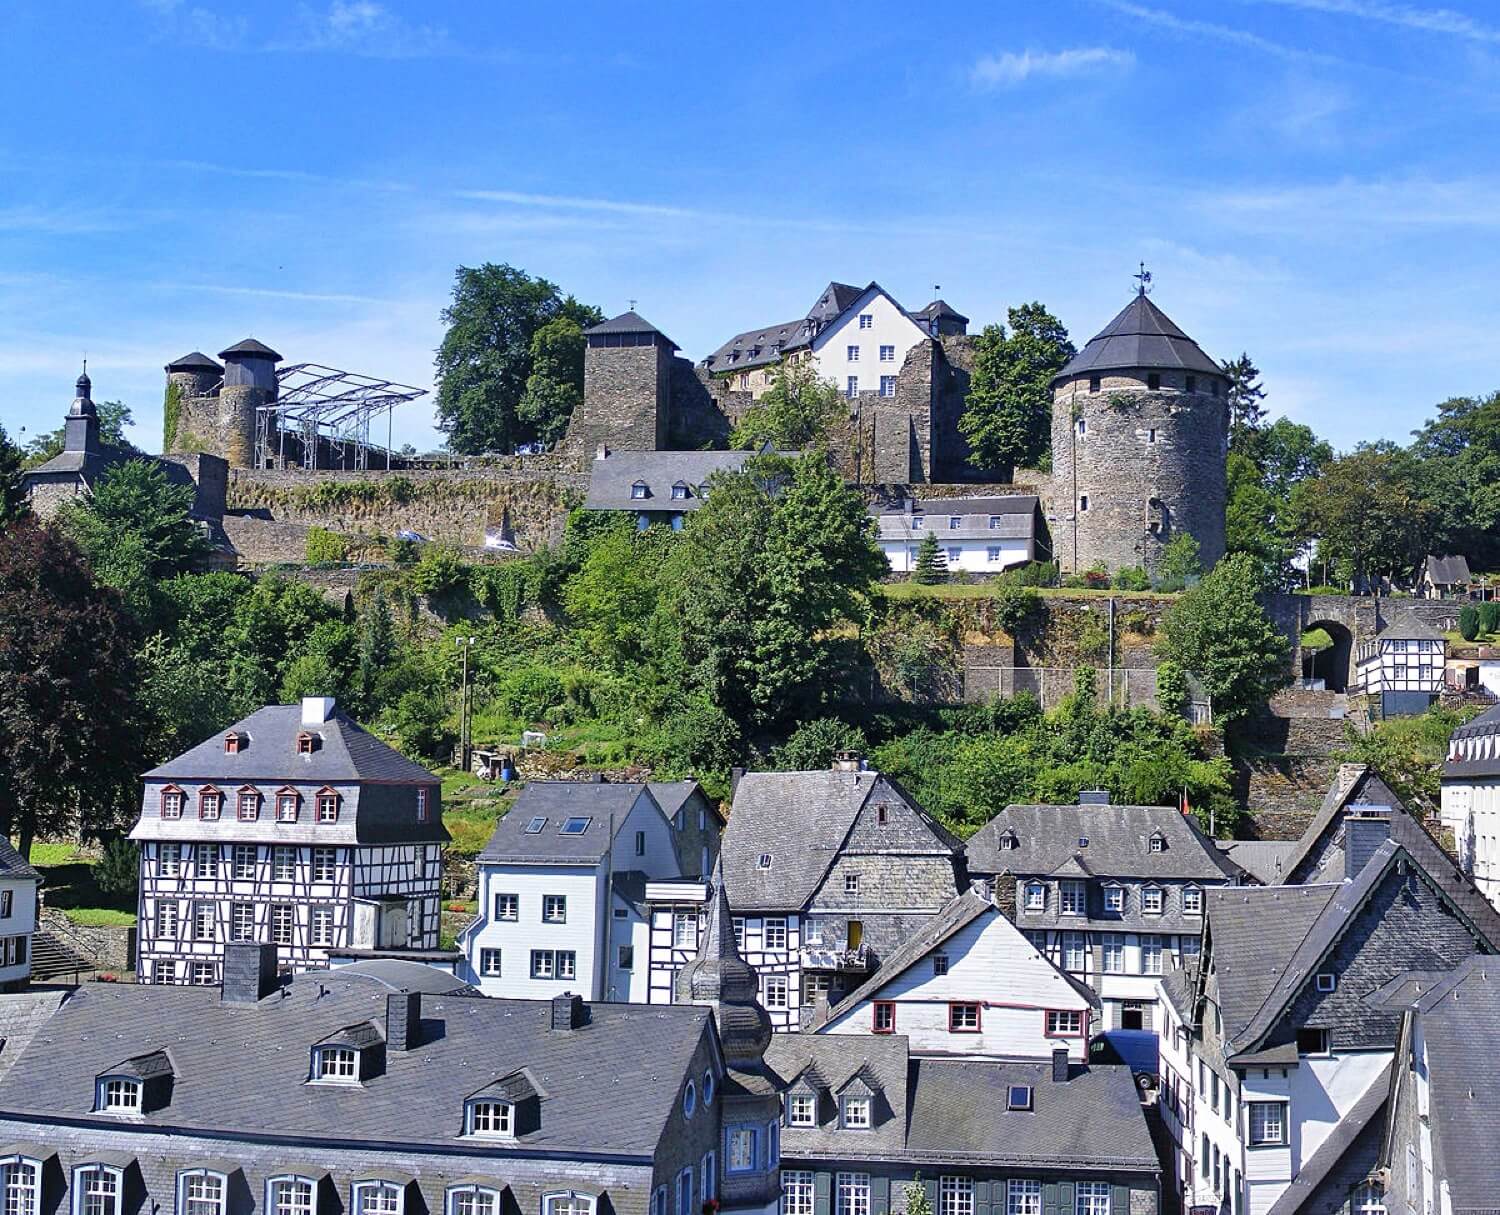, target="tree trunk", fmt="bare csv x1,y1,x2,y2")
16,822,34,865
